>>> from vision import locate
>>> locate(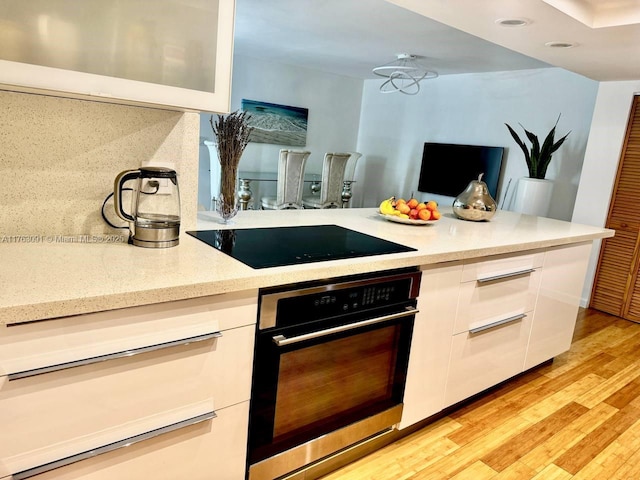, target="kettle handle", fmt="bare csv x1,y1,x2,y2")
114,169,141,222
